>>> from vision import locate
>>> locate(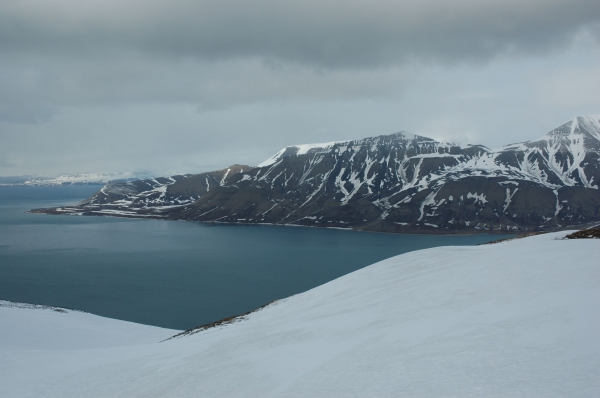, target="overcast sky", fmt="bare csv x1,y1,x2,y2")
1,0,599,176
